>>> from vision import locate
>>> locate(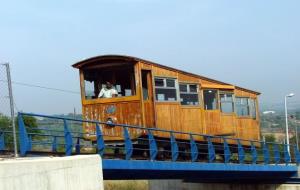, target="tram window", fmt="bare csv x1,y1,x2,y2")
203,90,218,110
84,81,95,99
179,83,199,106
154,77,177,102
249,98,257,119
189,84,197,93
236,97,250,116
142,71,149,100
155,78,164,87
83,65,136,99
179,84,188,92
166,79,175,87
220,92,234,113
